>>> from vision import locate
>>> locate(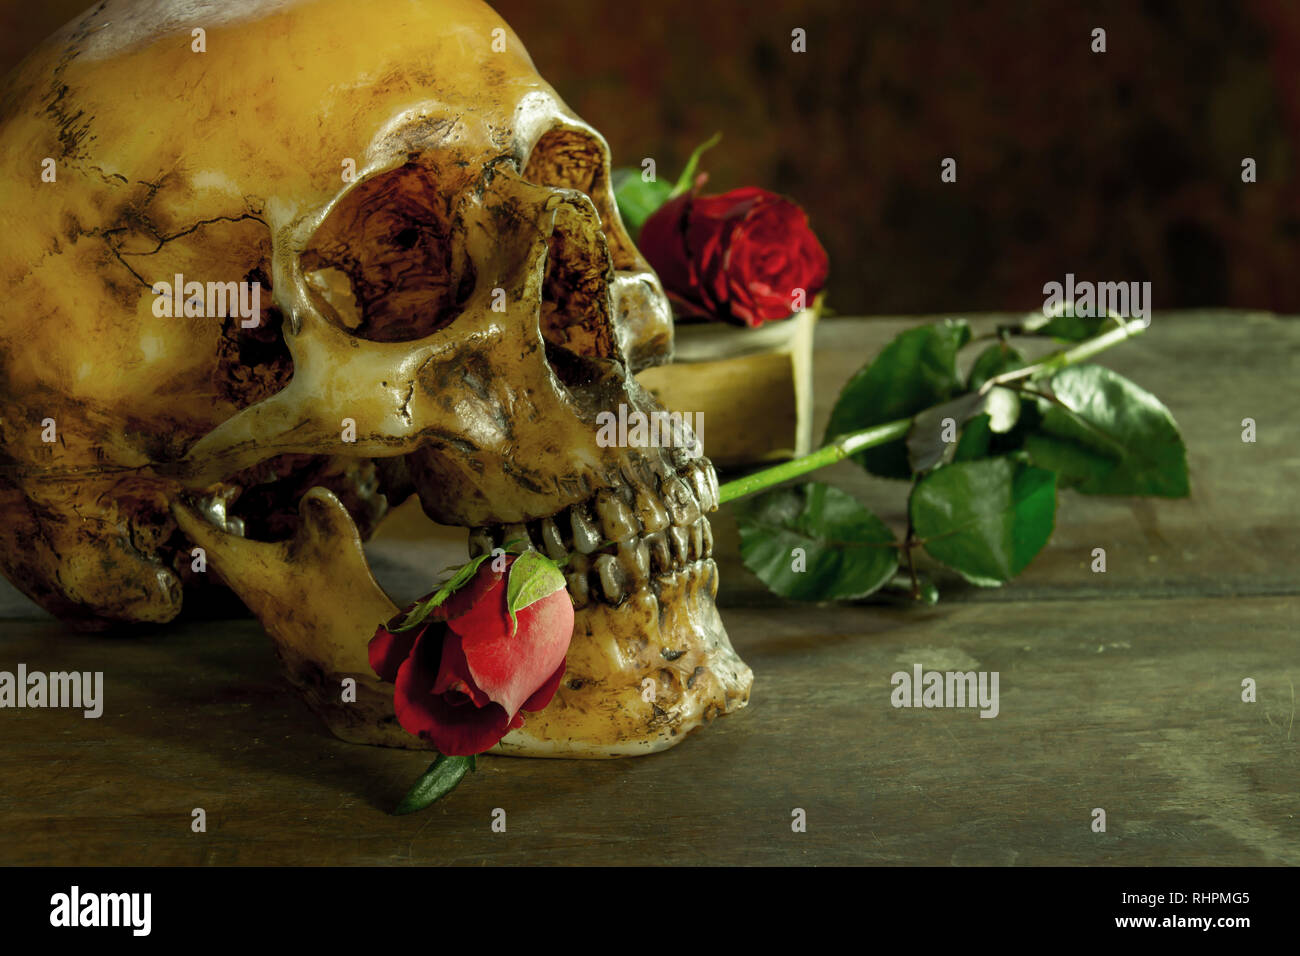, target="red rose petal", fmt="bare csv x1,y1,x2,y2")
392,629,516,755
424,698,517,755
452,586,574,718
638,194,695,299
521,657,568,712
392,628,445,738
379,555,579,755
368,623,421,683
440,560,508,621
640,185,828,327
432,632,491,709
